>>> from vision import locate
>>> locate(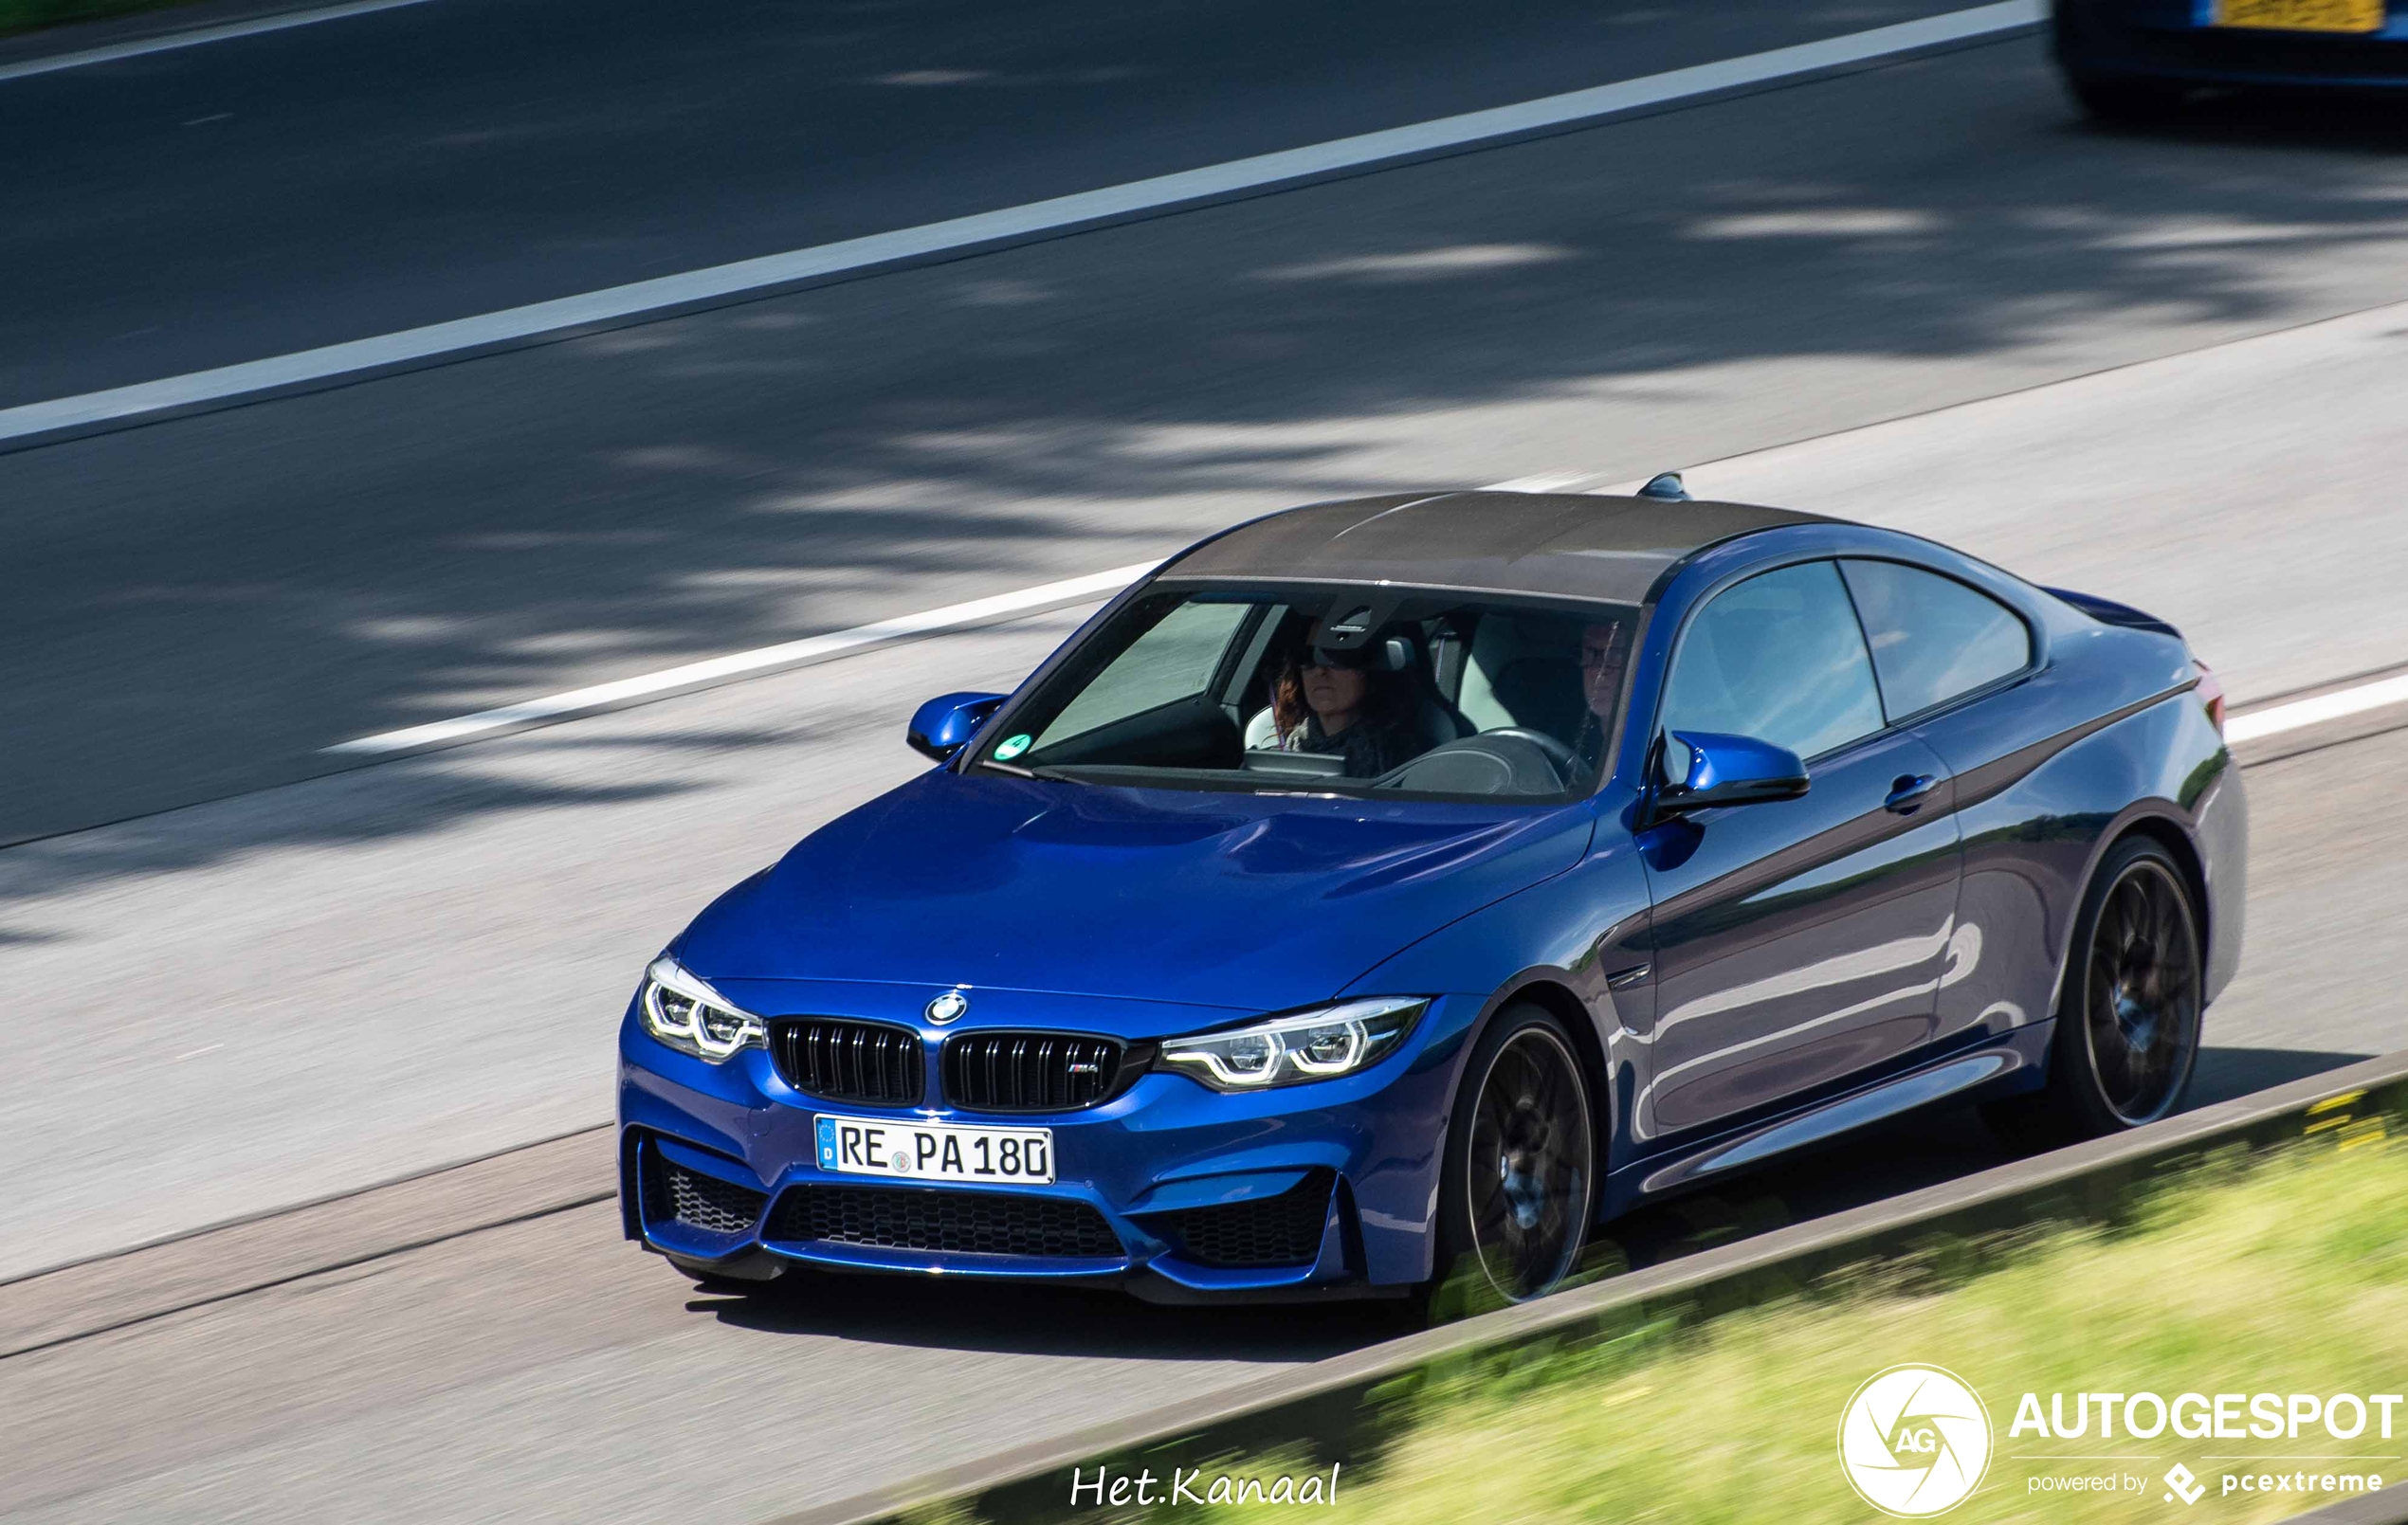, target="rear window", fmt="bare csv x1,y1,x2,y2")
1839,559,2032,720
